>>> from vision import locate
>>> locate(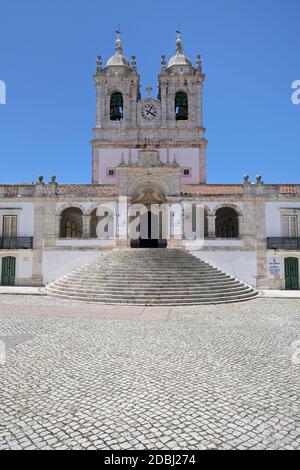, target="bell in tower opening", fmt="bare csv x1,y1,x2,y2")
175,92,188,120
110,92,124,121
